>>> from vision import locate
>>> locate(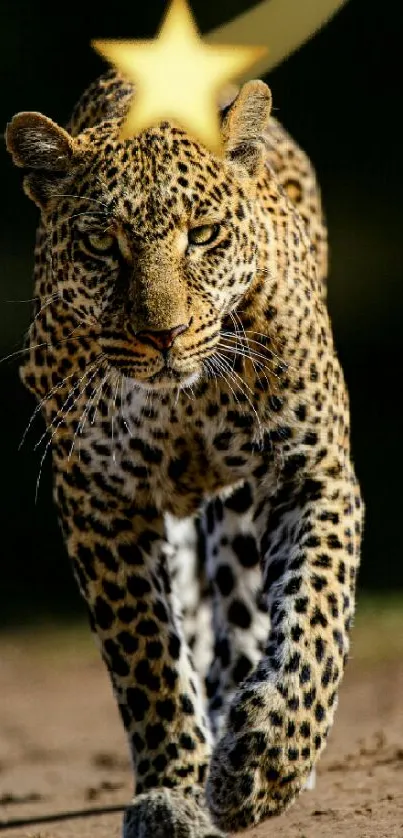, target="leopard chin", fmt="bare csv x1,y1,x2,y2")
129,366,202,392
